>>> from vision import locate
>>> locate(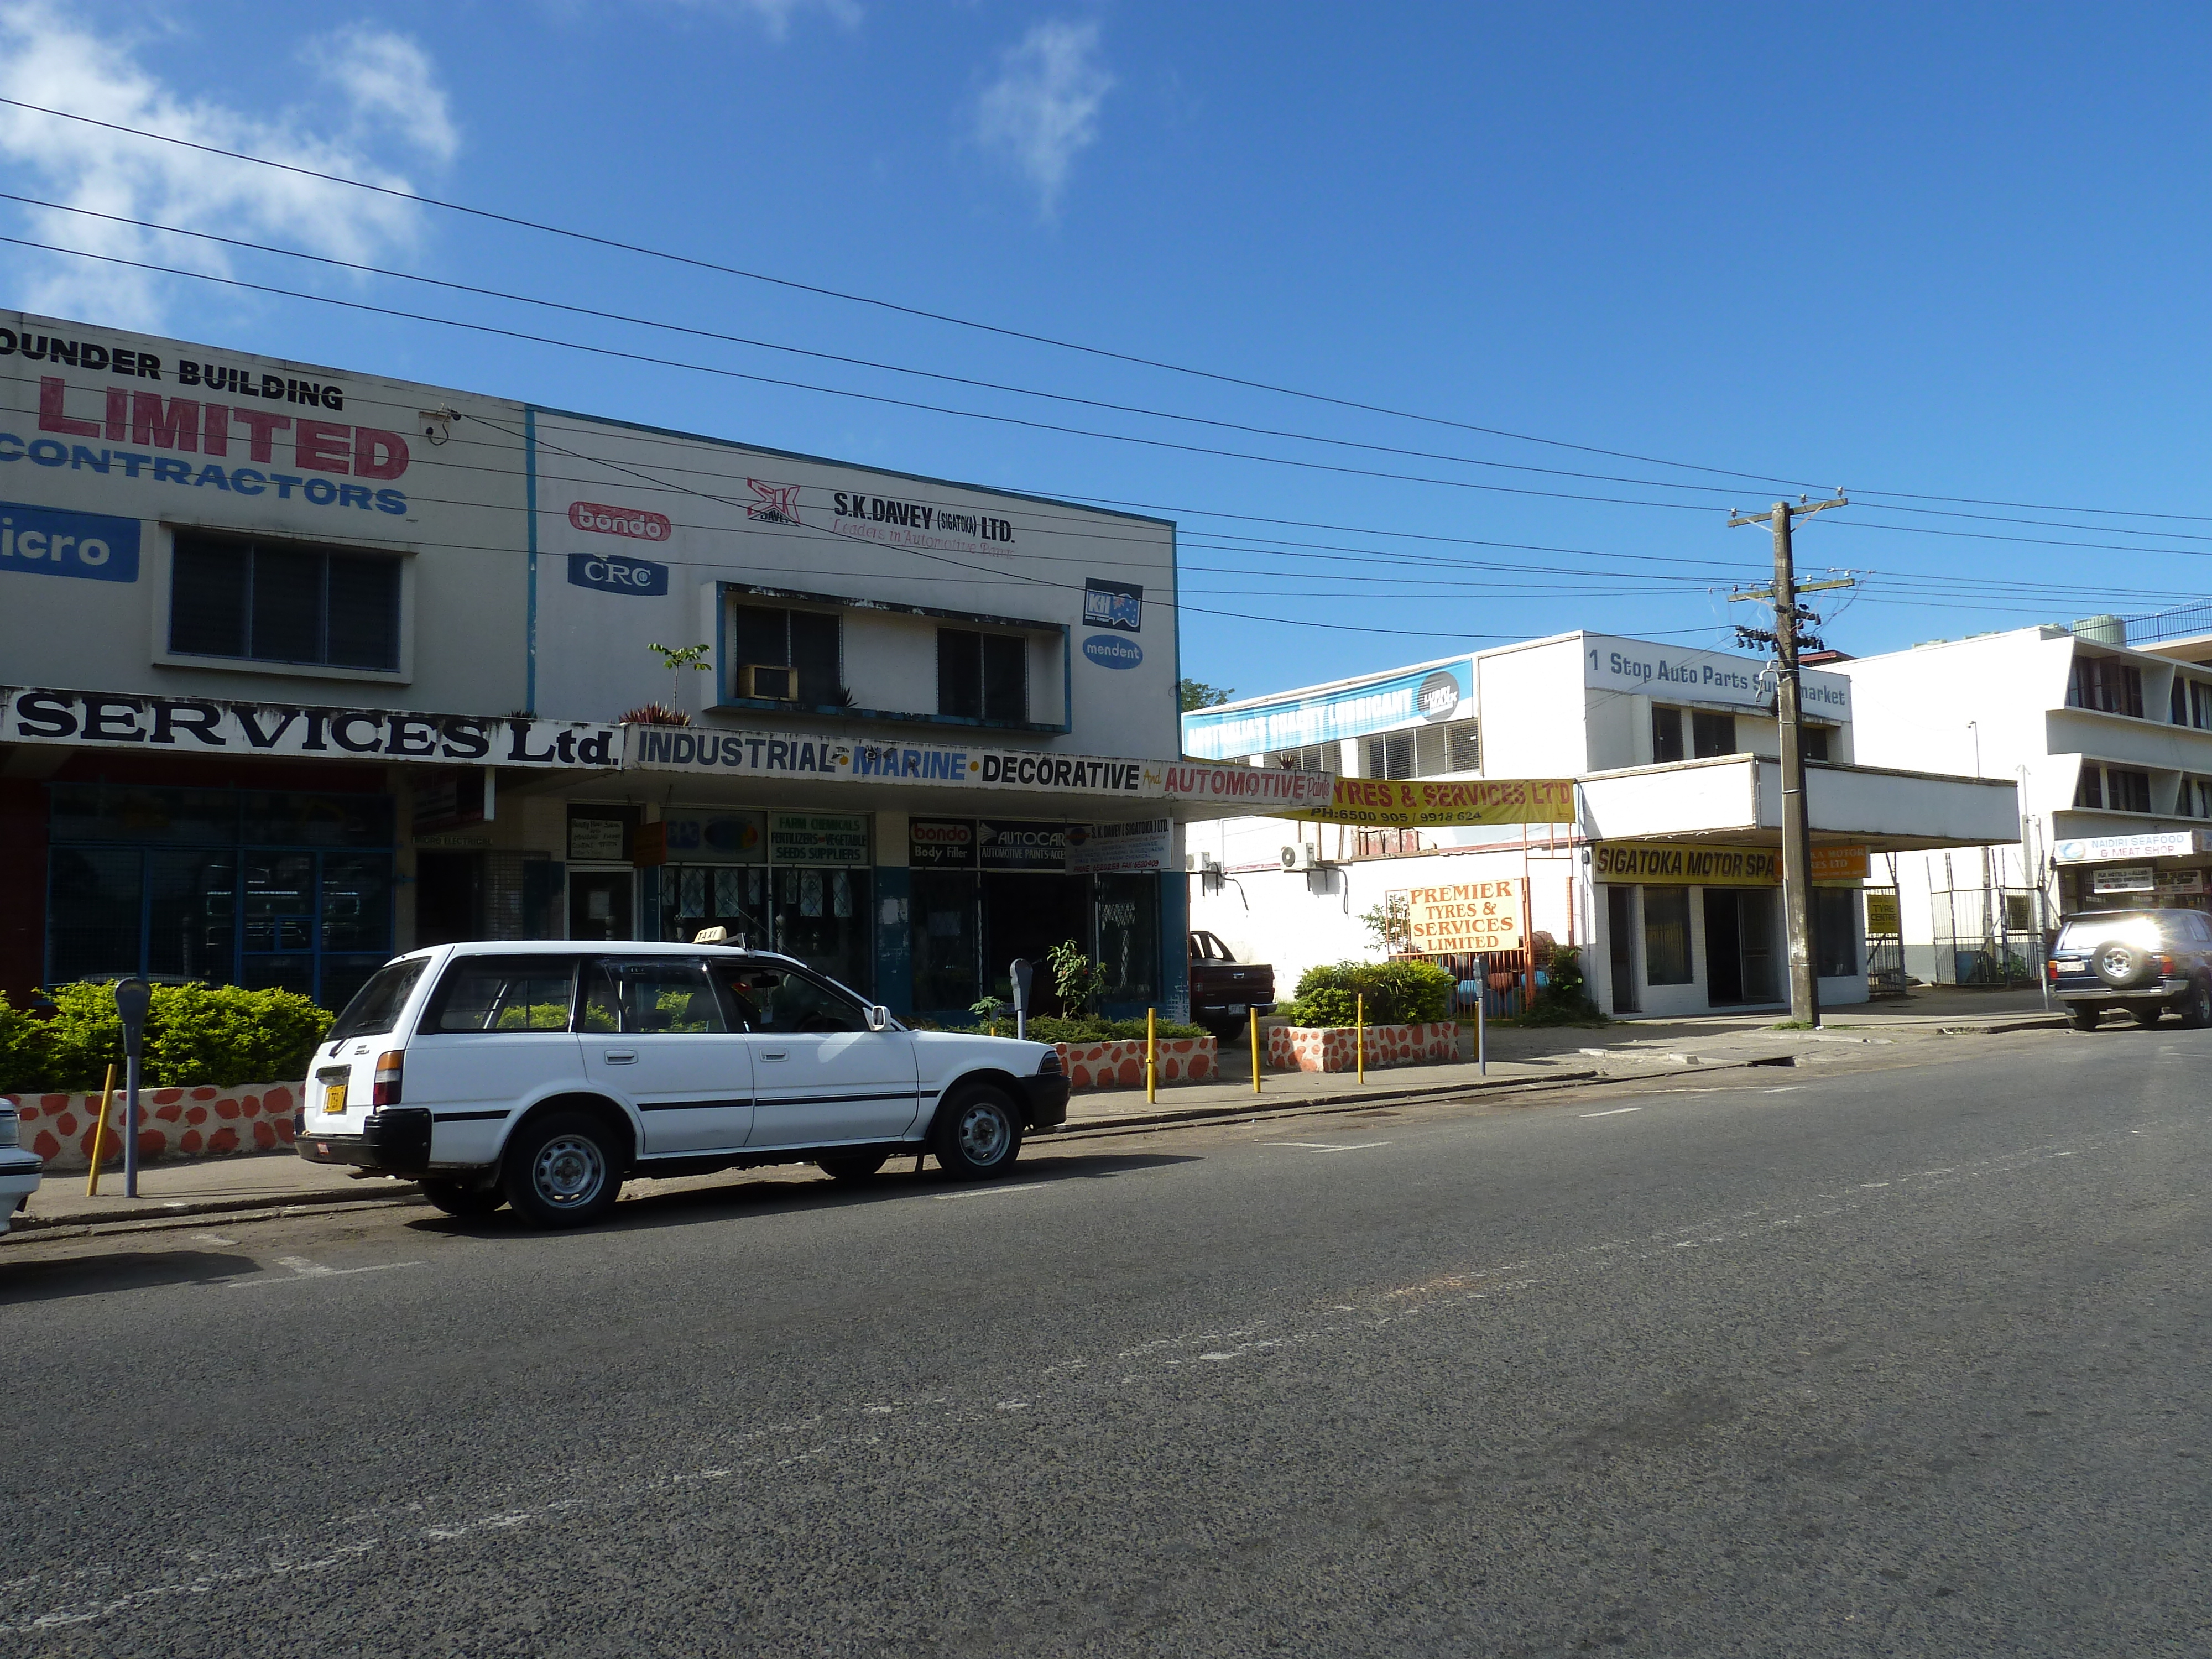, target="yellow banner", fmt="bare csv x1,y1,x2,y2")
1296,777,1575,827
1592,842,1870,886
1405,879,1522,952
